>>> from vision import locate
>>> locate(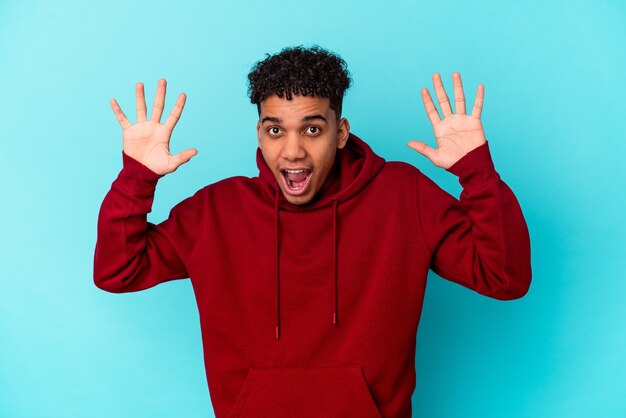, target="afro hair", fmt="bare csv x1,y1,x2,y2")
247,45,353,121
